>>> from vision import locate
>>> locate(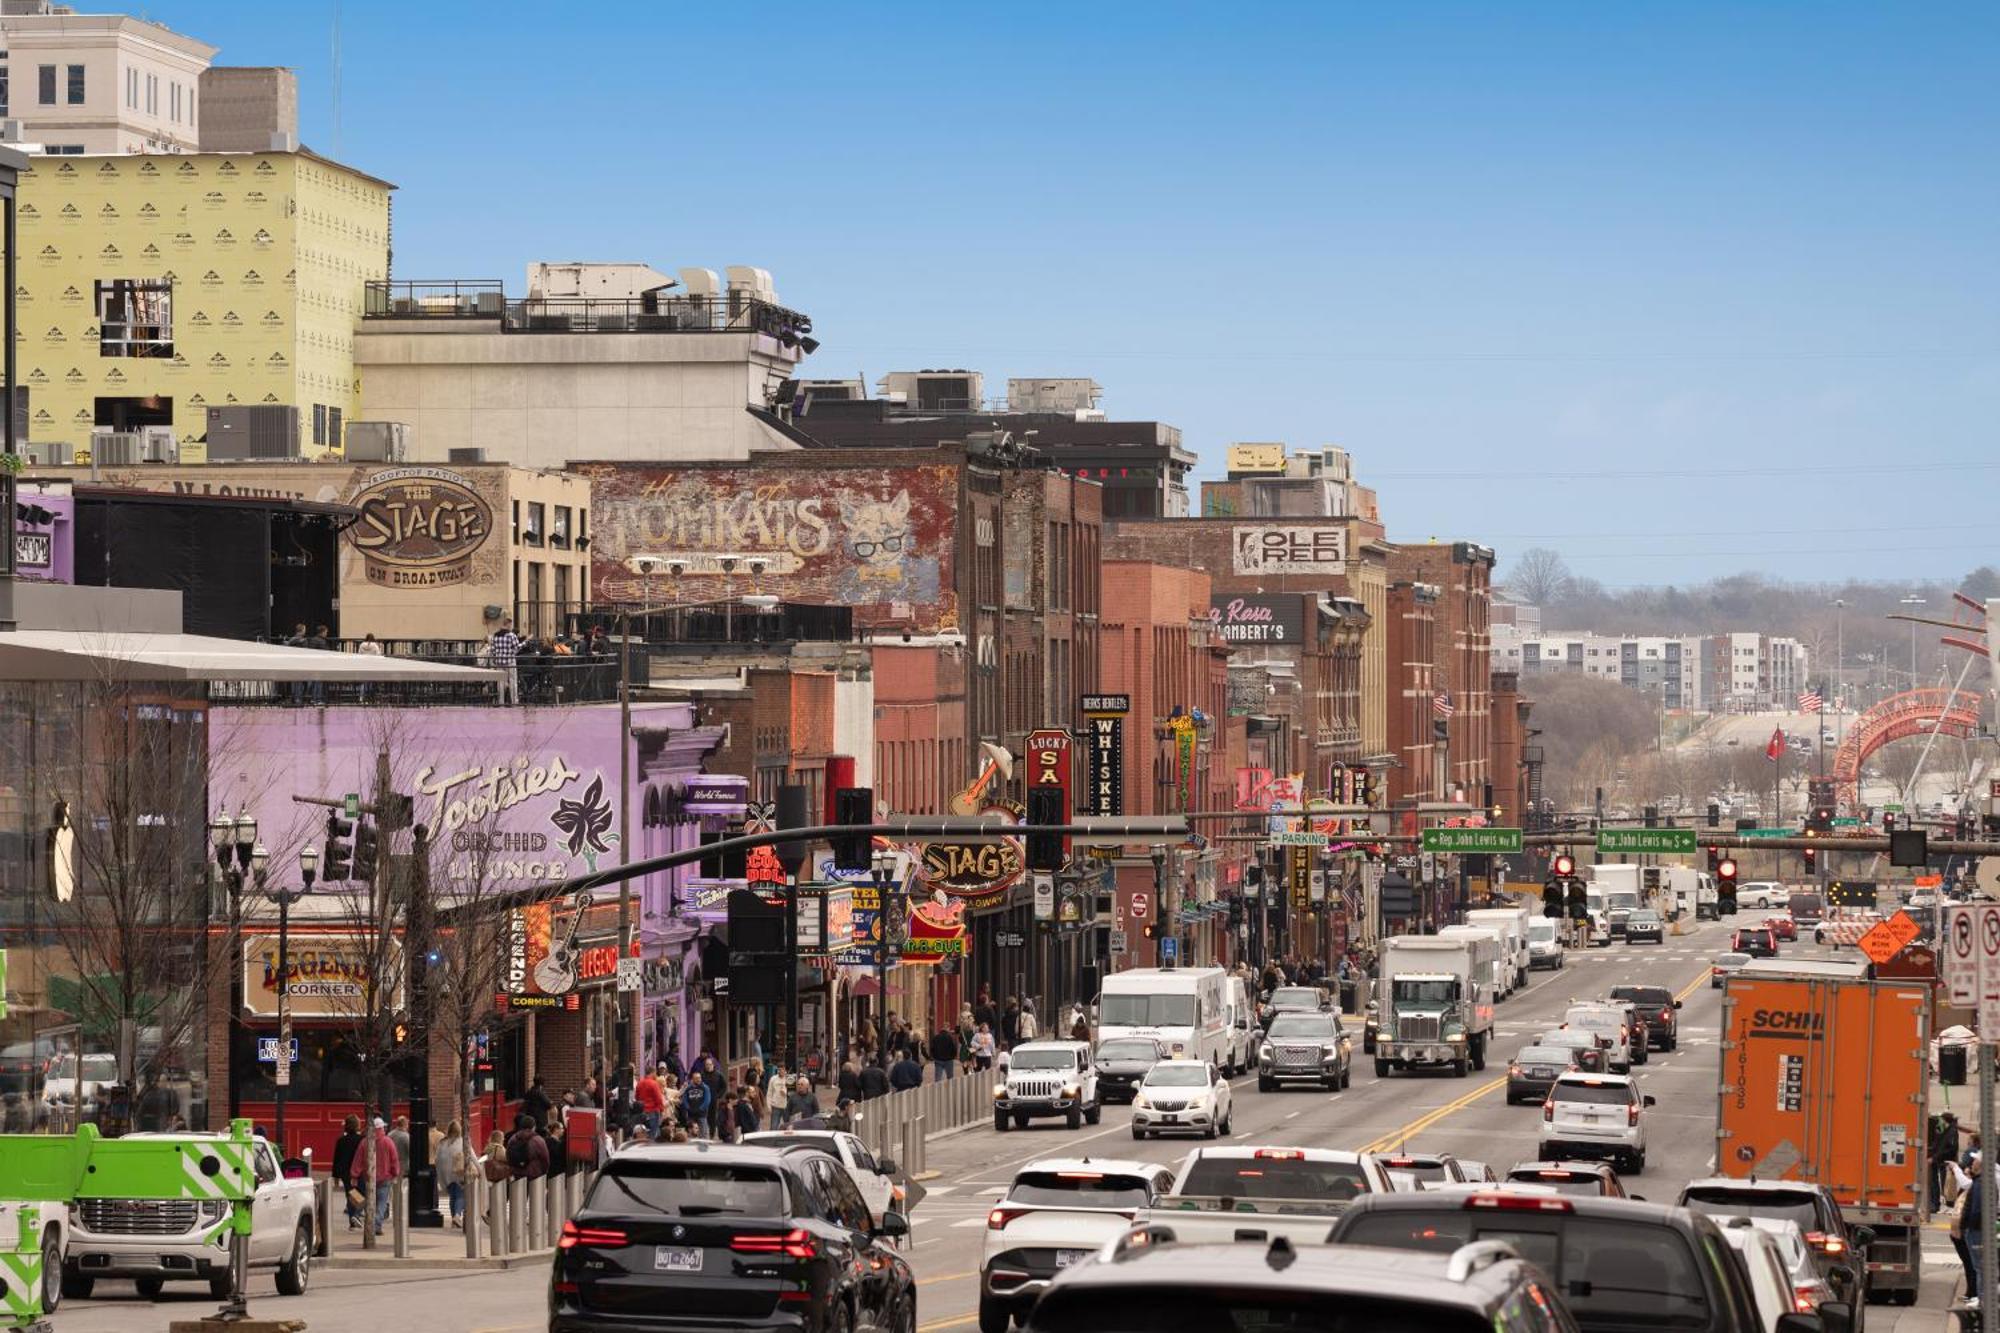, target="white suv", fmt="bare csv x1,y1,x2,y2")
1131,1059,1233,1140
979,1157,1173,1333
994,1041,1101,1131
1538,1072,1654,1174
1738,881,1787,910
